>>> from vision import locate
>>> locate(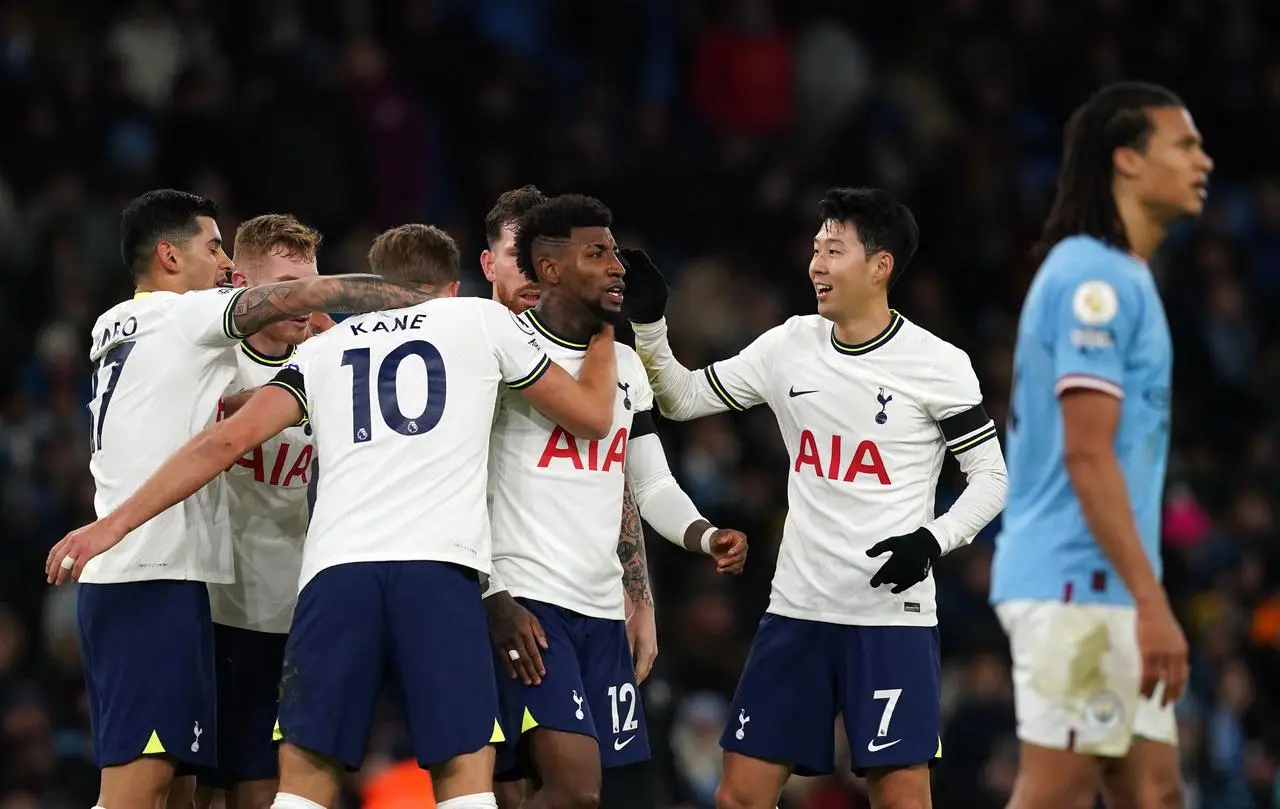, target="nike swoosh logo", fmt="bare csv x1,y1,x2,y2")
789,387,817,398
614,736,635,751
867,738,901,752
